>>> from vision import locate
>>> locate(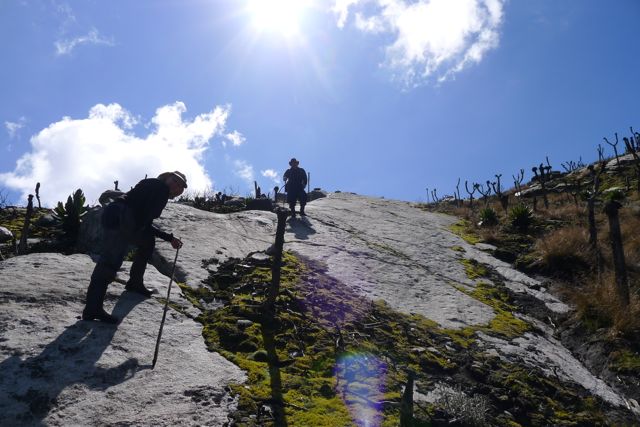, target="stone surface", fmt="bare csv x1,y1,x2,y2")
0,253,245,426
2,192,637,423
0,226,13,243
